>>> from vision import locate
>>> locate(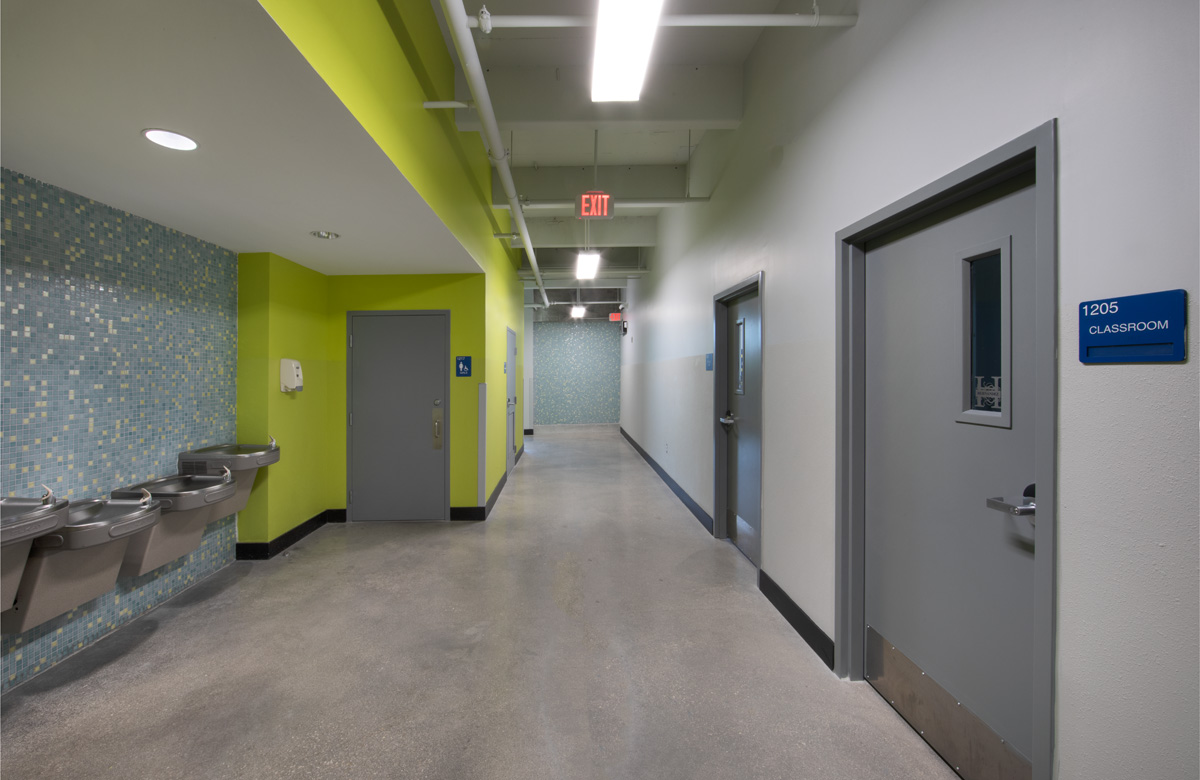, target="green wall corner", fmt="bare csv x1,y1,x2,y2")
257,0,526,502
327,274,487,508
237,254,509,542
236,253,331,543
